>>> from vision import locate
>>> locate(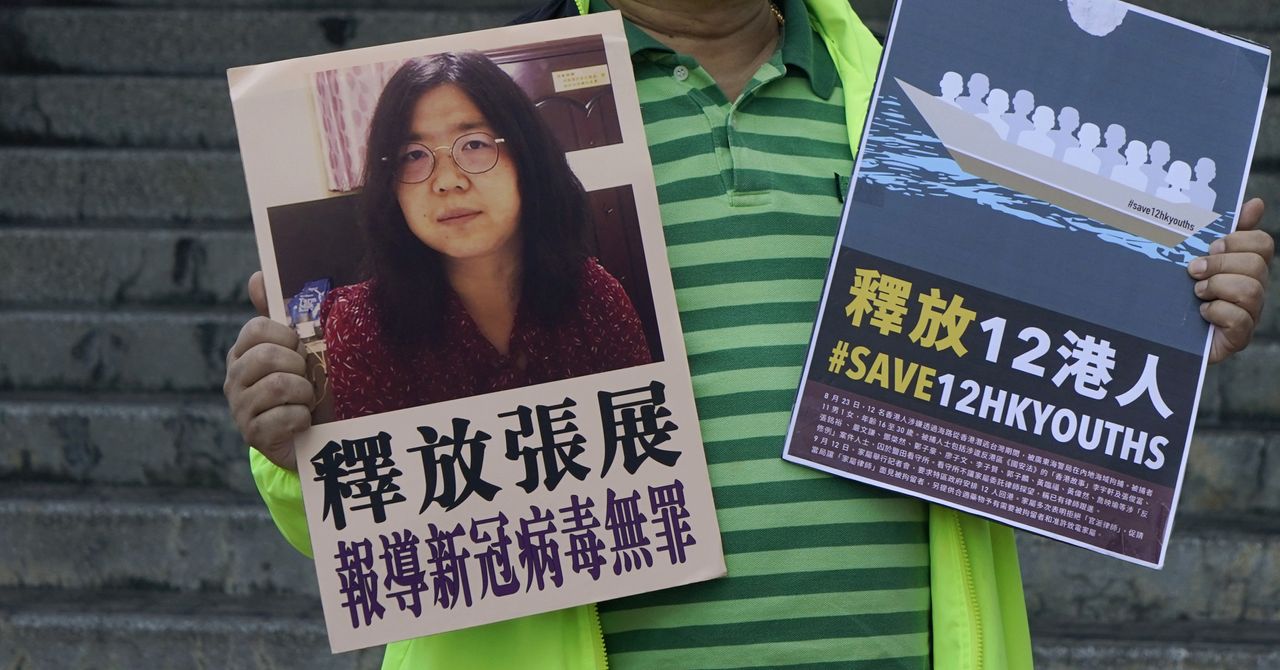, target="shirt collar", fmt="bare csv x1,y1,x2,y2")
589,0,837,98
